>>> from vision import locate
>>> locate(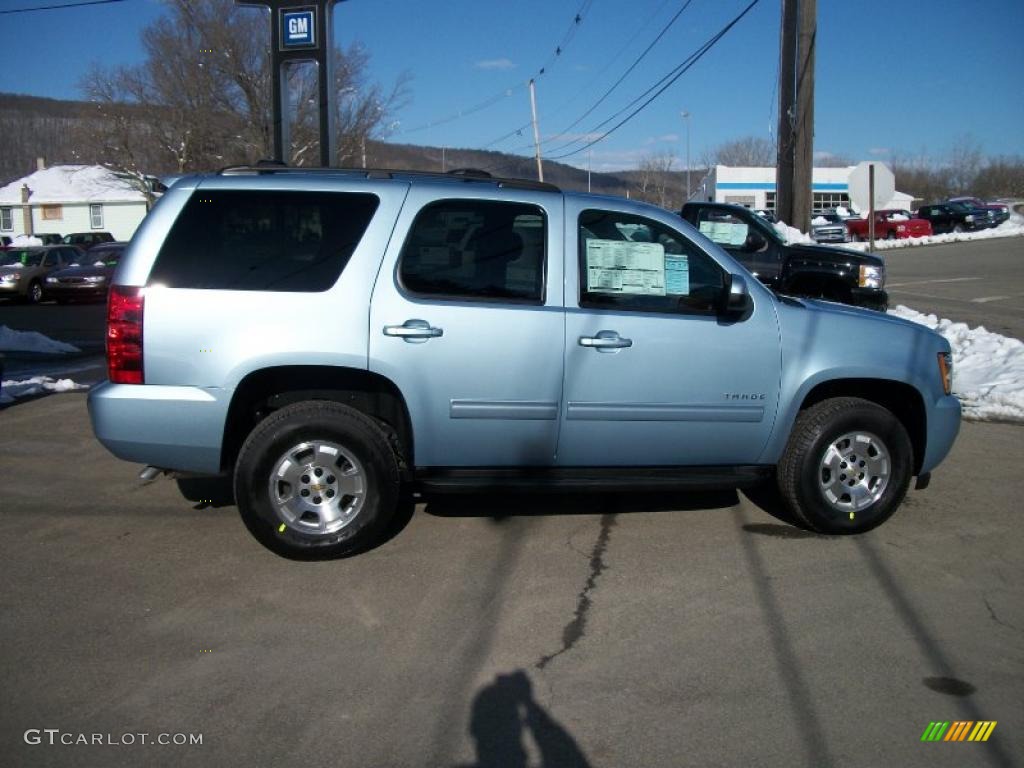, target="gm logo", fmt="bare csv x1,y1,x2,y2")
281,8,316,49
